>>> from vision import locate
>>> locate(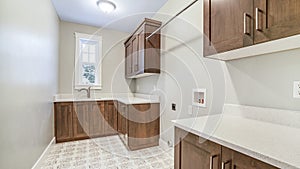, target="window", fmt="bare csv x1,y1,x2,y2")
74,32,102,89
